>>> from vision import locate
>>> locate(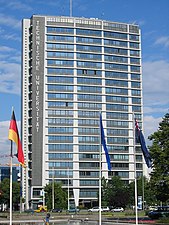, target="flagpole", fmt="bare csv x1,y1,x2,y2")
99,118,102,225
133,113,138,225
68,166,70,212
10,141,13,225
52,166,54,210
